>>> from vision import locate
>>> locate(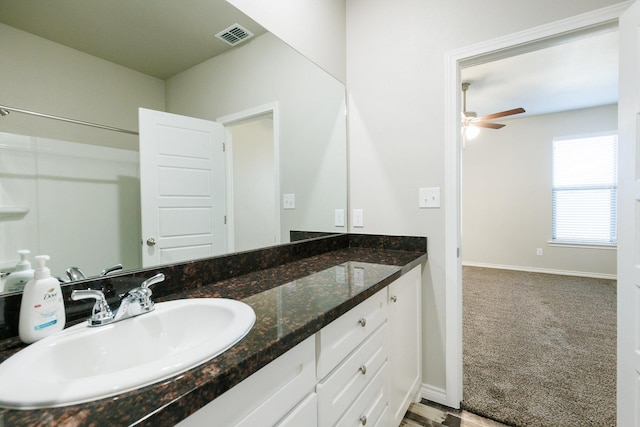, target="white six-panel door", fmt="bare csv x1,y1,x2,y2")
618,1,640,425
139,108,227,267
